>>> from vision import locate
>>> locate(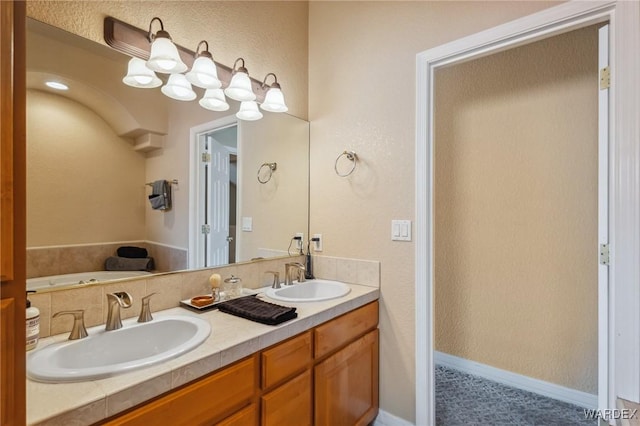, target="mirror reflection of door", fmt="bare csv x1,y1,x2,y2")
196,124,238,268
